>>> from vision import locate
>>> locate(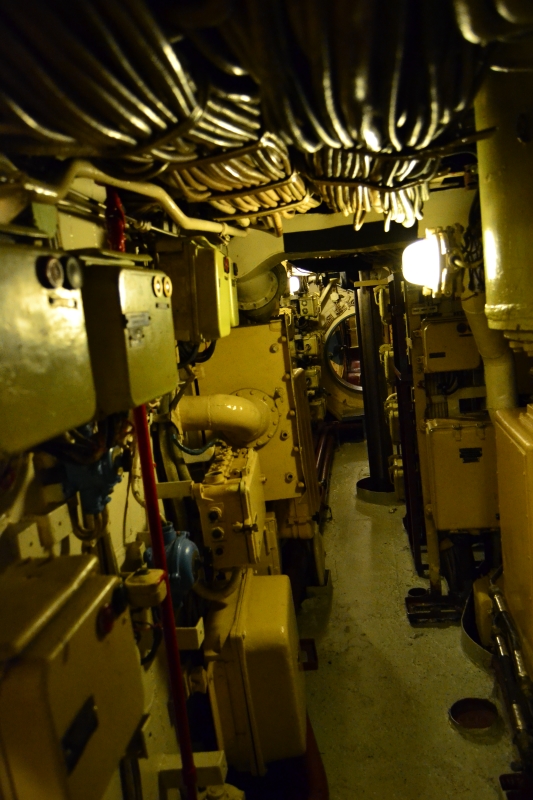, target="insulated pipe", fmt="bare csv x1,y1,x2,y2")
461,283,517,417
132,405,198,800
20,159,248,238
174,394,270,445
